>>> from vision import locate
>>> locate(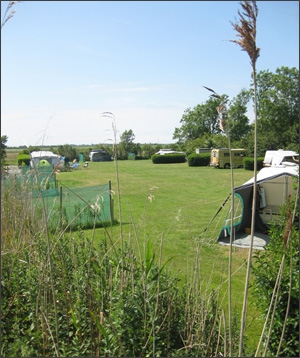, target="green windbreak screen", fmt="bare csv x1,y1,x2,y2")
3,167,112,231
38,183,112,231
